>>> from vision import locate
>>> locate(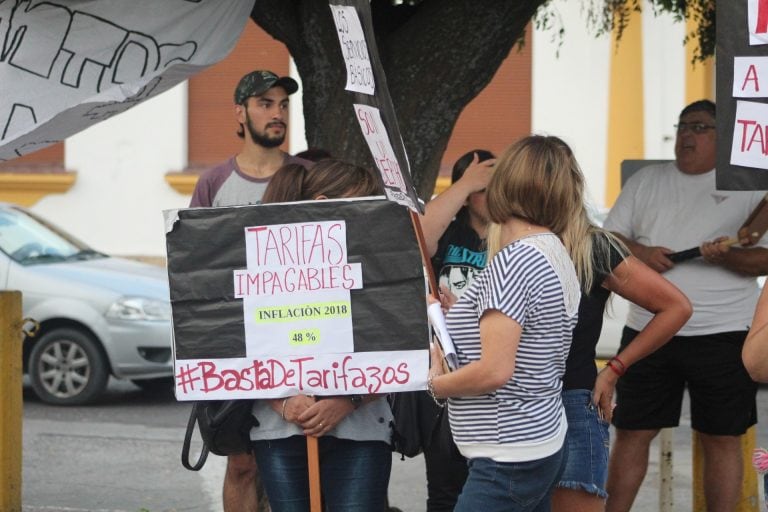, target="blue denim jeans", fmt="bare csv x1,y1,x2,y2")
454,447,566,512
252,435,391,512
557,389,610,498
